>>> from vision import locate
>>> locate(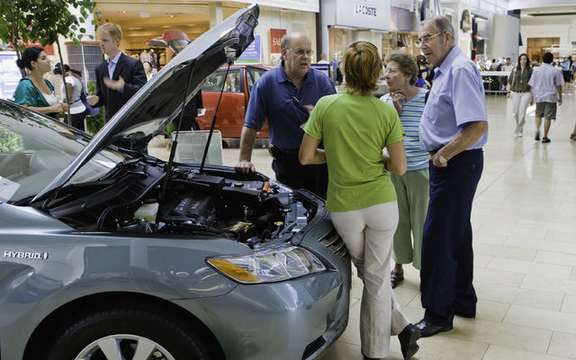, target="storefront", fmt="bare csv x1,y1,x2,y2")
320,0,391,61
93,0,319,66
